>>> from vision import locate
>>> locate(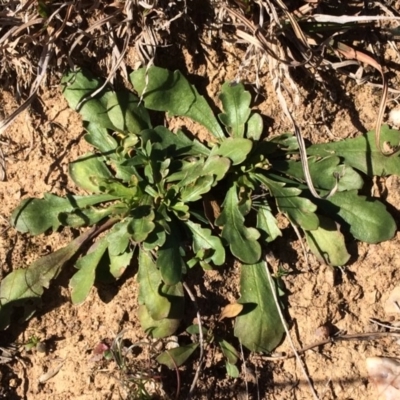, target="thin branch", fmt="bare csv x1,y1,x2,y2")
369,318,400,332
183,282,204,400
262,331,400,361
239,342,250,400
